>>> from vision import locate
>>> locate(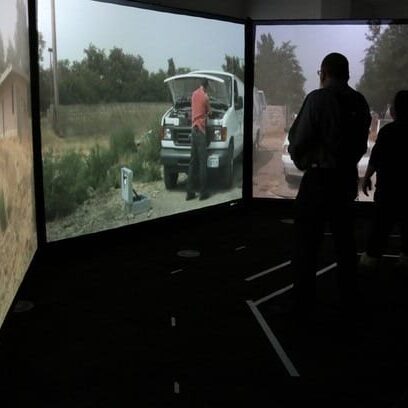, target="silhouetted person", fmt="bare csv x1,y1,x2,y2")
360,90,408,270
288,52,371,314
186,78,211,201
